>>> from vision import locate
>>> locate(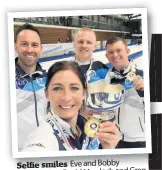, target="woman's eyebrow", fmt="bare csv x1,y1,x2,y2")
51,83,62,86
70,83,80,86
